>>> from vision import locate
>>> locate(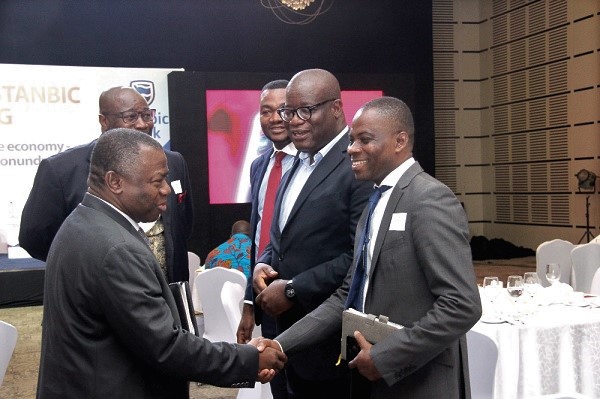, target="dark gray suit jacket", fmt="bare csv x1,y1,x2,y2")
19,139,193,282
258,134,372,380
37,194,257,399
277,162,482,398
